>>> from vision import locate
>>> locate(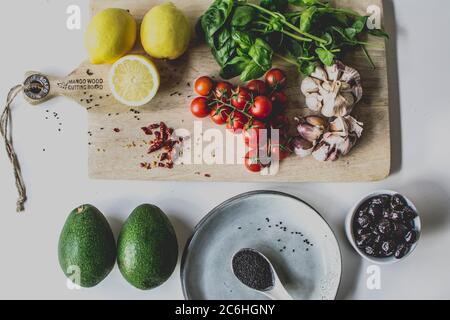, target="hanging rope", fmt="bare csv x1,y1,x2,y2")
0,84,27,212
